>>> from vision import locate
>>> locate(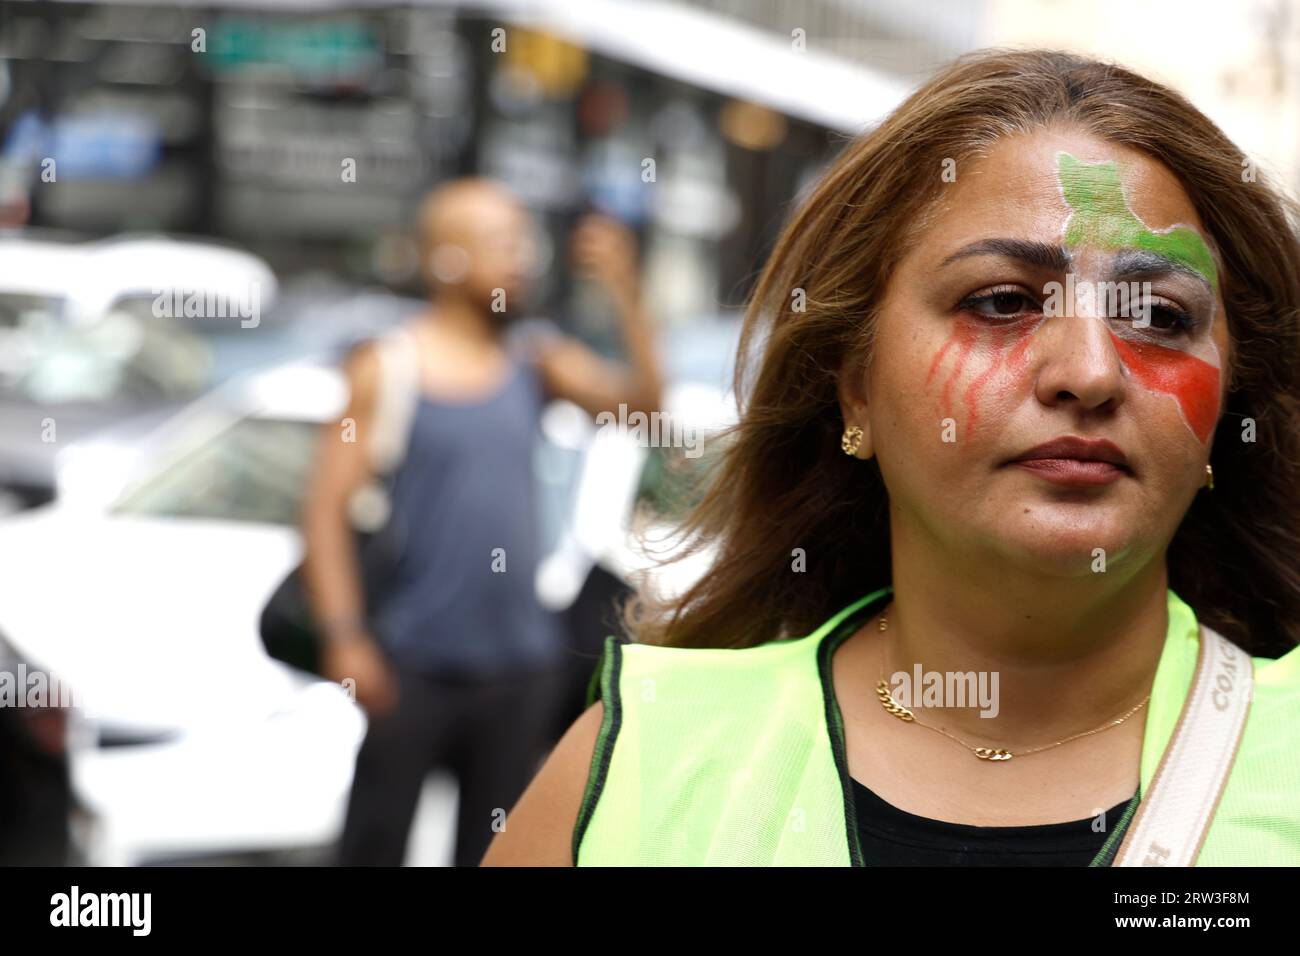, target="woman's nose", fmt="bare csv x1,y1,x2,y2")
1031,307,1128,412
